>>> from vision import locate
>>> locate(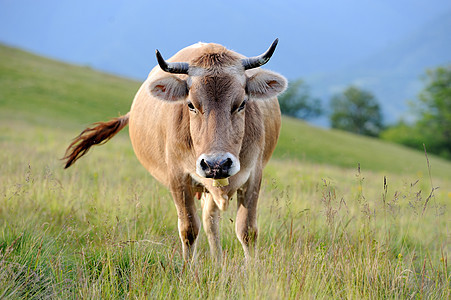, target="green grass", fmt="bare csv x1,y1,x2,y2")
1,44,450,298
